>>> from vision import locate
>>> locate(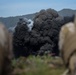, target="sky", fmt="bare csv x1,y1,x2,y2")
0,0,76,17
